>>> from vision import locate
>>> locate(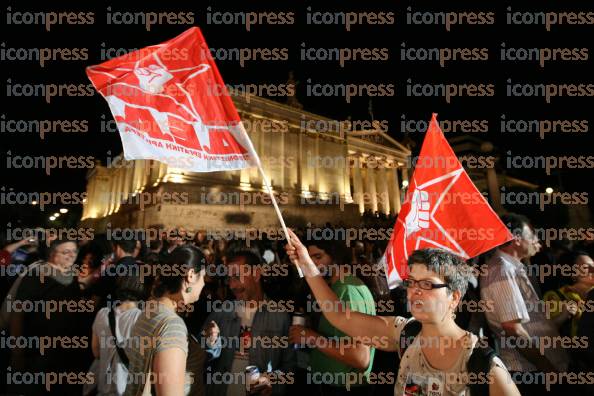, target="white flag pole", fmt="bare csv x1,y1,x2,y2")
255,165,304,278
237,122,304,278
